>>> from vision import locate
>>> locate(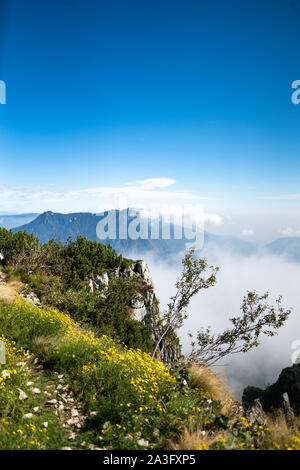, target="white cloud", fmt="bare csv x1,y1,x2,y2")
82,178,202,203
264,194,300,201
0,179,220,221
279,227,300,237
134,177,176,189
138,249,300,399
140,204,223,228
241,229,254,237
